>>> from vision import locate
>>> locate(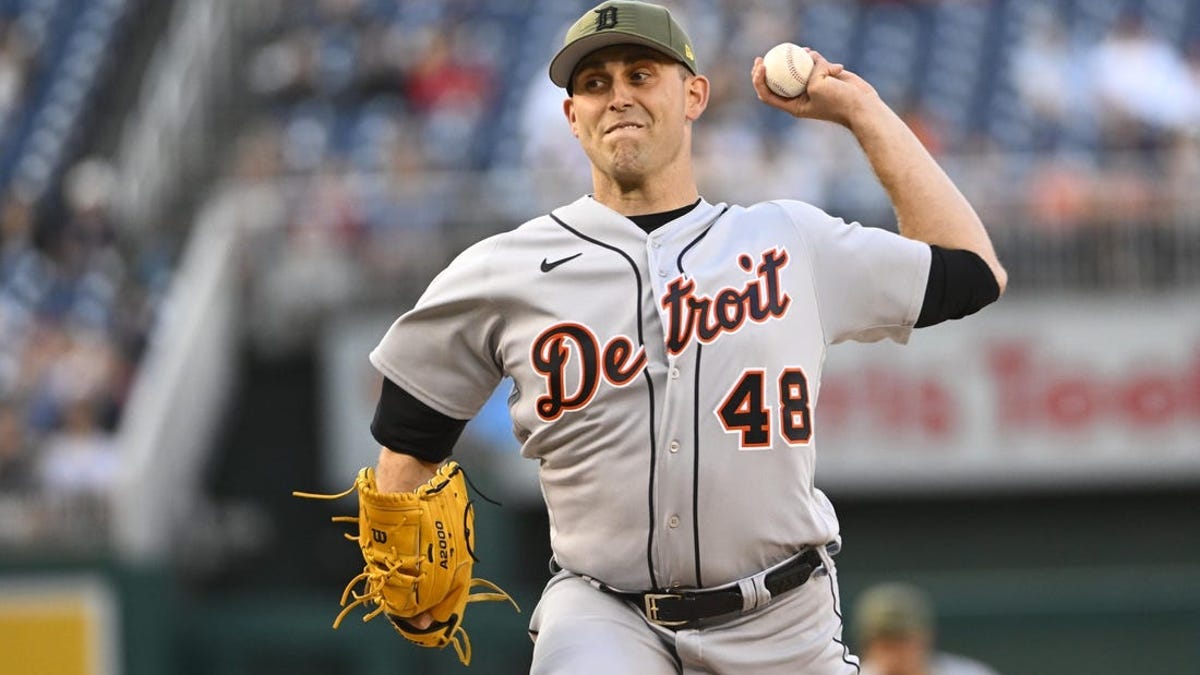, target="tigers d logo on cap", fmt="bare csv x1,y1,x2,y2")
548,0,699,90
595,5,619,30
